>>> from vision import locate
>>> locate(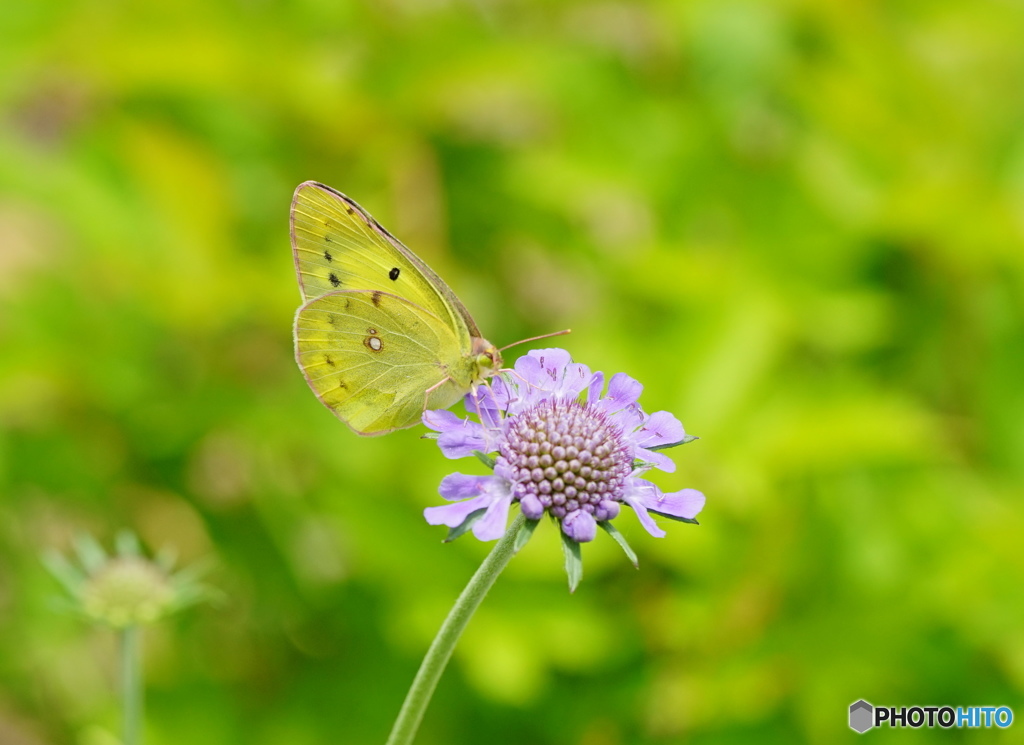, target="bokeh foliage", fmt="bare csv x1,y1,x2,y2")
2,1,1023,743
